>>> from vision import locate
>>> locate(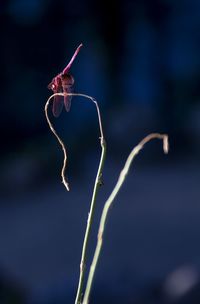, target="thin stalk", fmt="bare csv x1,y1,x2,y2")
72,95,106,304
75,137,106,304
45,93,70,191
44,92,106,304
82,133,169,304
45,92,105,192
